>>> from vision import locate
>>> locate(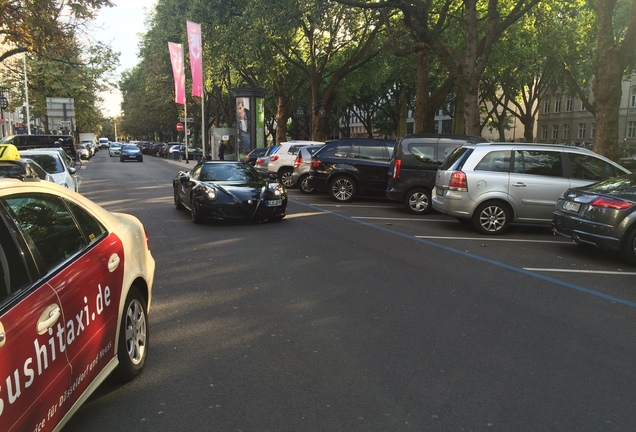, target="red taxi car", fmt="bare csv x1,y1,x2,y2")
0,173,155,431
